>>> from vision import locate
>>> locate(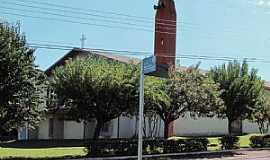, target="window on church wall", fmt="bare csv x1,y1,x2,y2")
161,38,164,46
